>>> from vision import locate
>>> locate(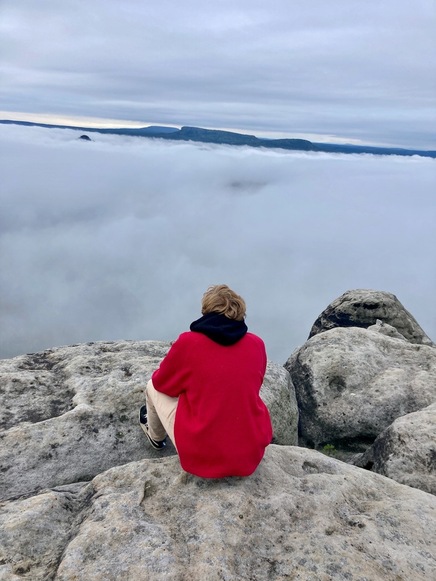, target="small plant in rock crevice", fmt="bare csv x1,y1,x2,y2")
321,443,337,457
